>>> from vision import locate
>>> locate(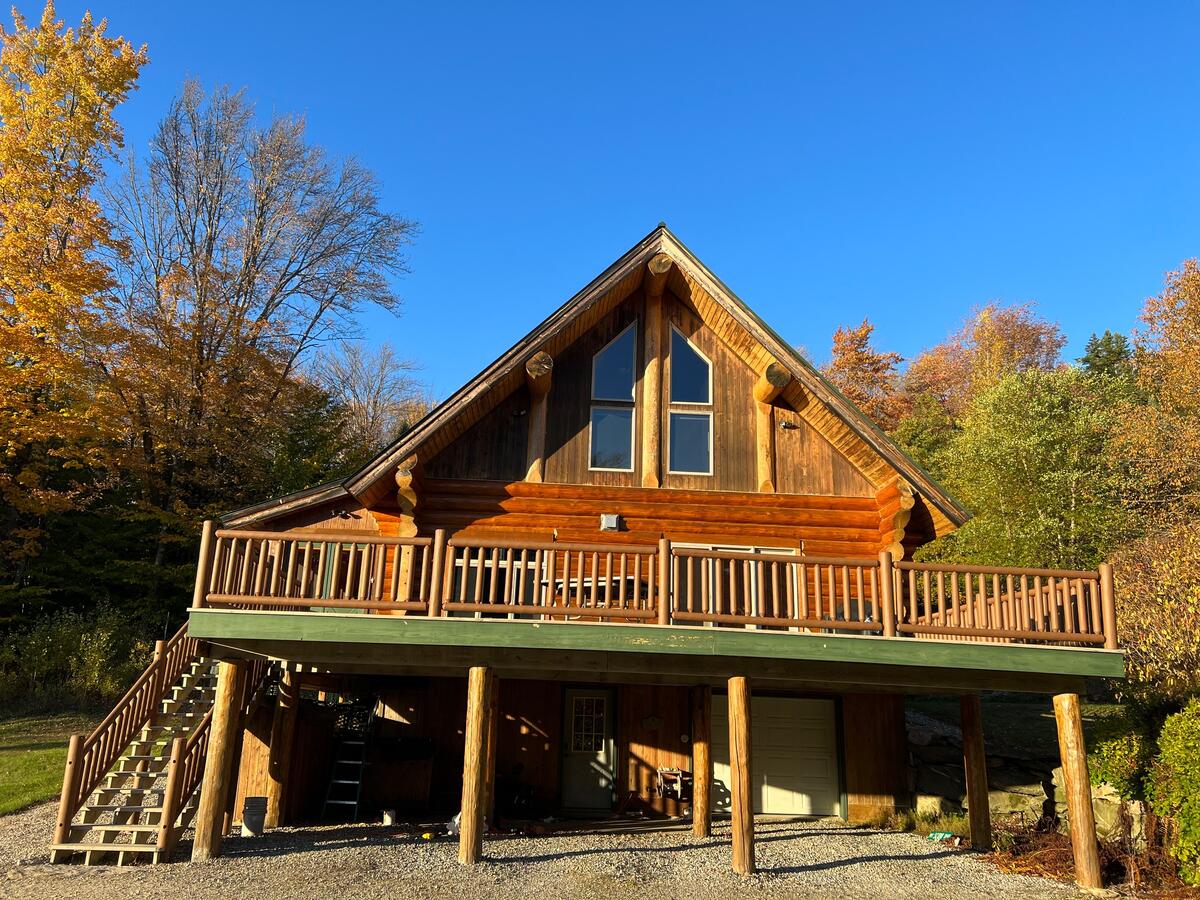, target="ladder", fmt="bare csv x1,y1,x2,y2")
320,703,374,822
